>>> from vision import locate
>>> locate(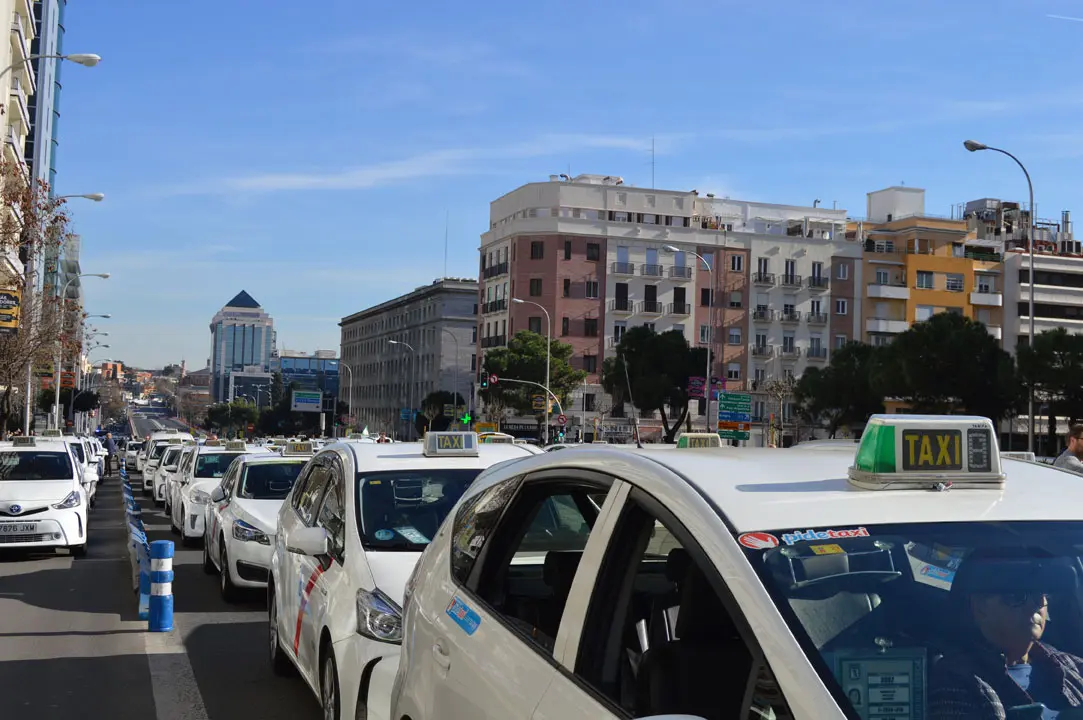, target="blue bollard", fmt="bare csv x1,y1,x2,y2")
137,544,151,620
148,540,174,632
